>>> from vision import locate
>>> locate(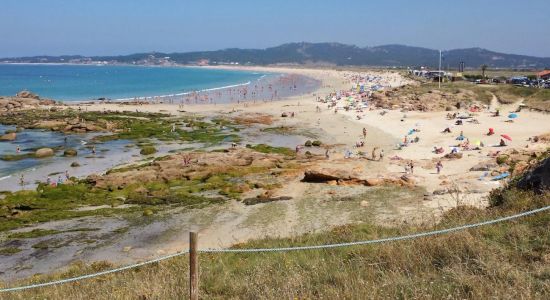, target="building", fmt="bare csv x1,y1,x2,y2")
537,70,550,80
